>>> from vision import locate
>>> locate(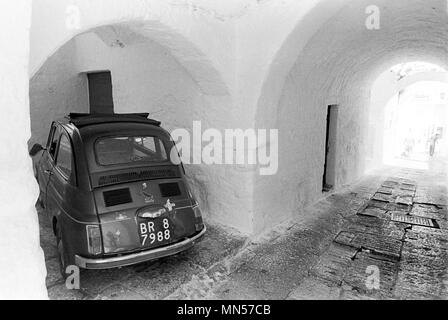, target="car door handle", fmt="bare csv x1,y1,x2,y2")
44,170,53,175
